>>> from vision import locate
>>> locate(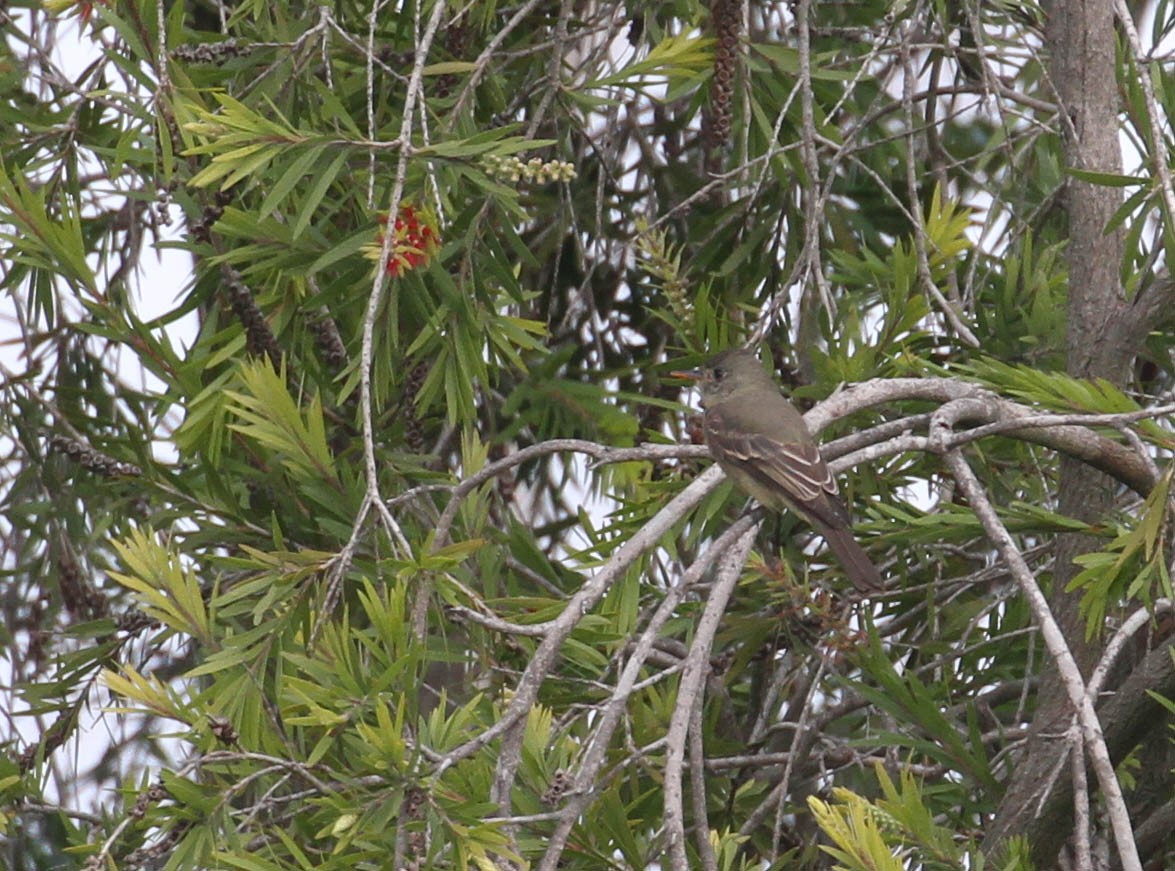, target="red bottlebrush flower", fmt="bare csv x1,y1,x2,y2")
369,202,440,278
